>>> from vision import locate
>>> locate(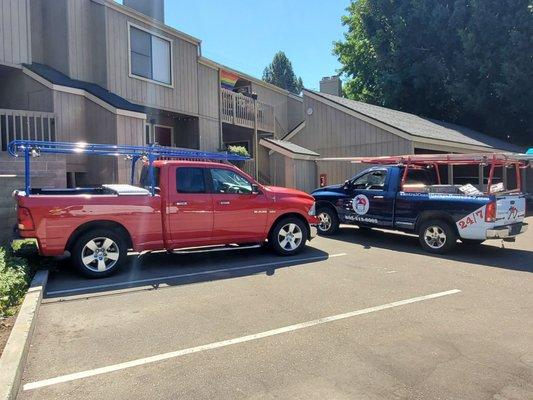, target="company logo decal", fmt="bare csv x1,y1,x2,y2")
508,206,518,220
352,194,370,215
